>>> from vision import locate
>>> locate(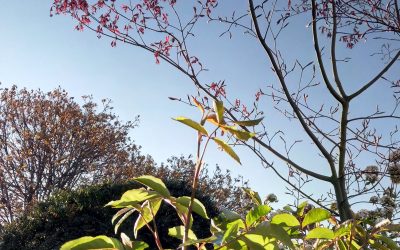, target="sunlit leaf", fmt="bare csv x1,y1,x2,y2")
133,198,163,238
242,188,262,206
134,175,170,197
233,117,263,127
120,233,147,249
212,209,242,233
302,208,331,228
374,234,400,249
212,138,241,164
213,100,225,124
221,125,255,141
173,116,208,136
334,224,351,238
306,227,334,239
296,201,308,217
221,219,245,243
112,207,134,225
246,205,271,226
192,97,204,114
243,234,281,250
271,213,300,228
114,208,136,234
106,188,158,208
168,226,197,240
254,222,294,249
176,196,209,219
167,198,193,227
60,235,124,250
